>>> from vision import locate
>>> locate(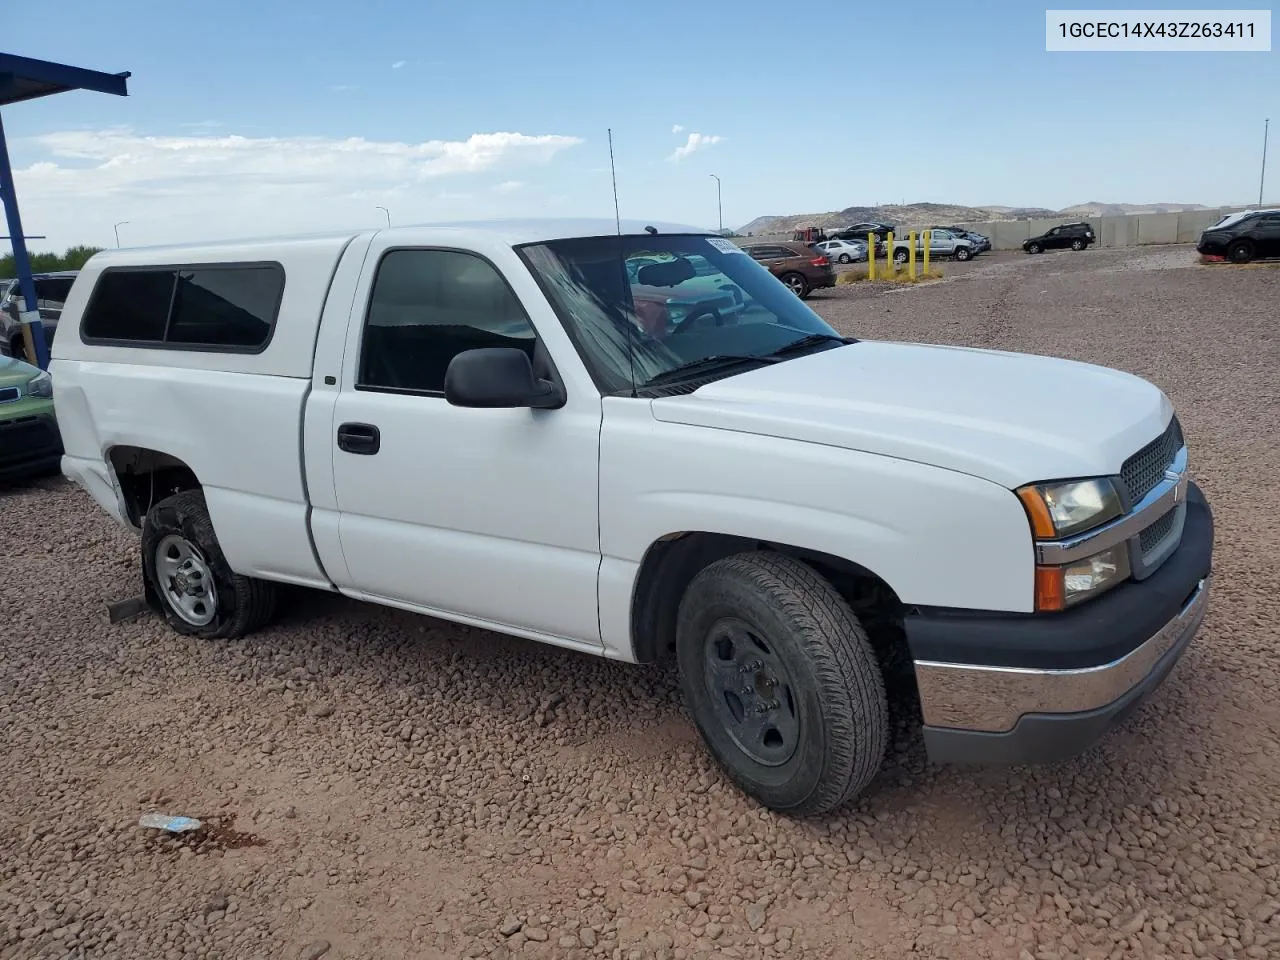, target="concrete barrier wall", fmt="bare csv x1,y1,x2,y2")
738,206,1253,252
